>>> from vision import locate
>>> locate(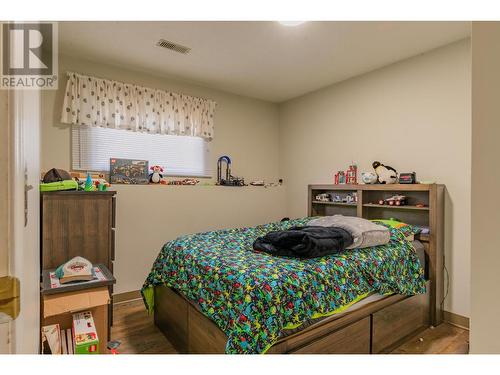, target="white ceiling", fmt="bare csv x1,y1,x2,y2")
59,21,470,102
